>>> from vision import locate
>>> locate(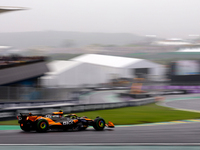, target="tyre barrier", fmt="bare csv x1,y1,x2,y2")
119,89,188,99
119,93,153,99
160,89,188,95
